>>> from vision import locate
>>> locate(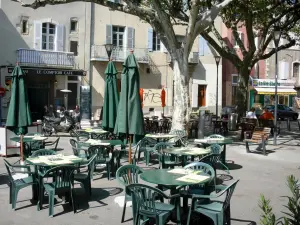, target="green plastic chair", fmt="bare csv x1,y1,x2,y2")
199,144,230,174
127,183,181,225
186,180,239,225
74,130,90,142
74,154,97,197
3,159,35,210
136,137,157,164
38,166,76,217
44,137,60,151
87,145,112,180
31,149,56,157
91,133,108,140
169,130,187,147
181,162,216,210
152,142,181,169
69,139,86,158
116,164,144,223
